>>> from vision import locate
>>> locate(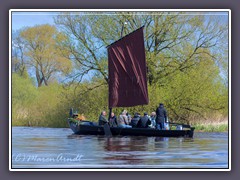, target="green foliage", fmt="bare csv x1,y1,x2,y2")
12,74,67,127
154,55,228,123
60,80,108,121
194,123,228,132
28,83,66,127
12,73,37,125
